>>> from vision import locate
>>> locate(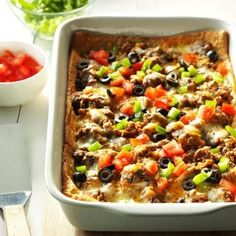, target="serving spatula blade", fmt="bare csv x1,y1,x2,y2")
0,124,31,236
